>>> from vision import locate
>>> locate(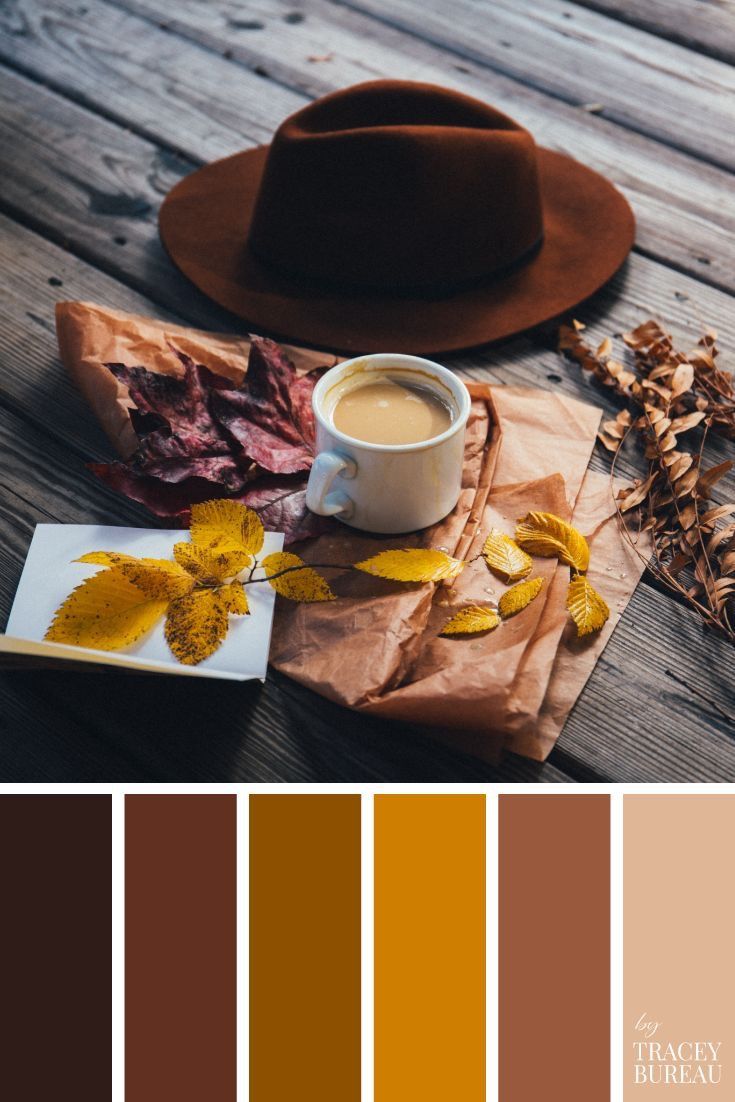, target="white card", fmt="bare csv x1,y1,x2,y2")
2,524,284,681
